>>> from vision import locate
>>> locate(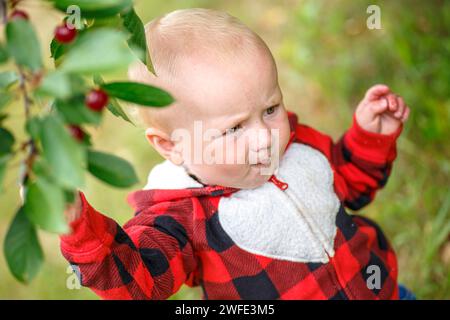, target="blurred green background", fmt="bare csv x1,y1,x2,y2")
0,0,449,299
